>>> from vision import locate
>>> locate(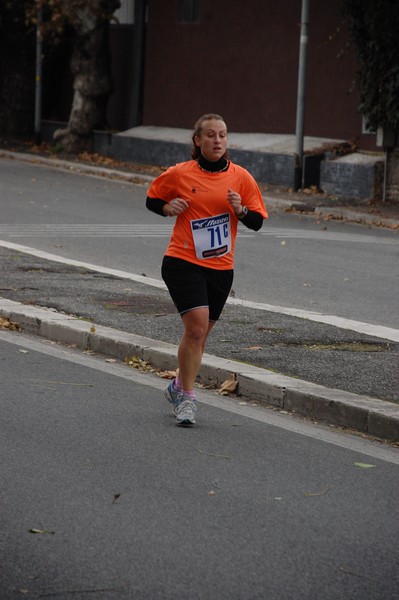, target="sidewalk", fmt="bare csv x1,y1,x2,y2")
1,143,399,442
